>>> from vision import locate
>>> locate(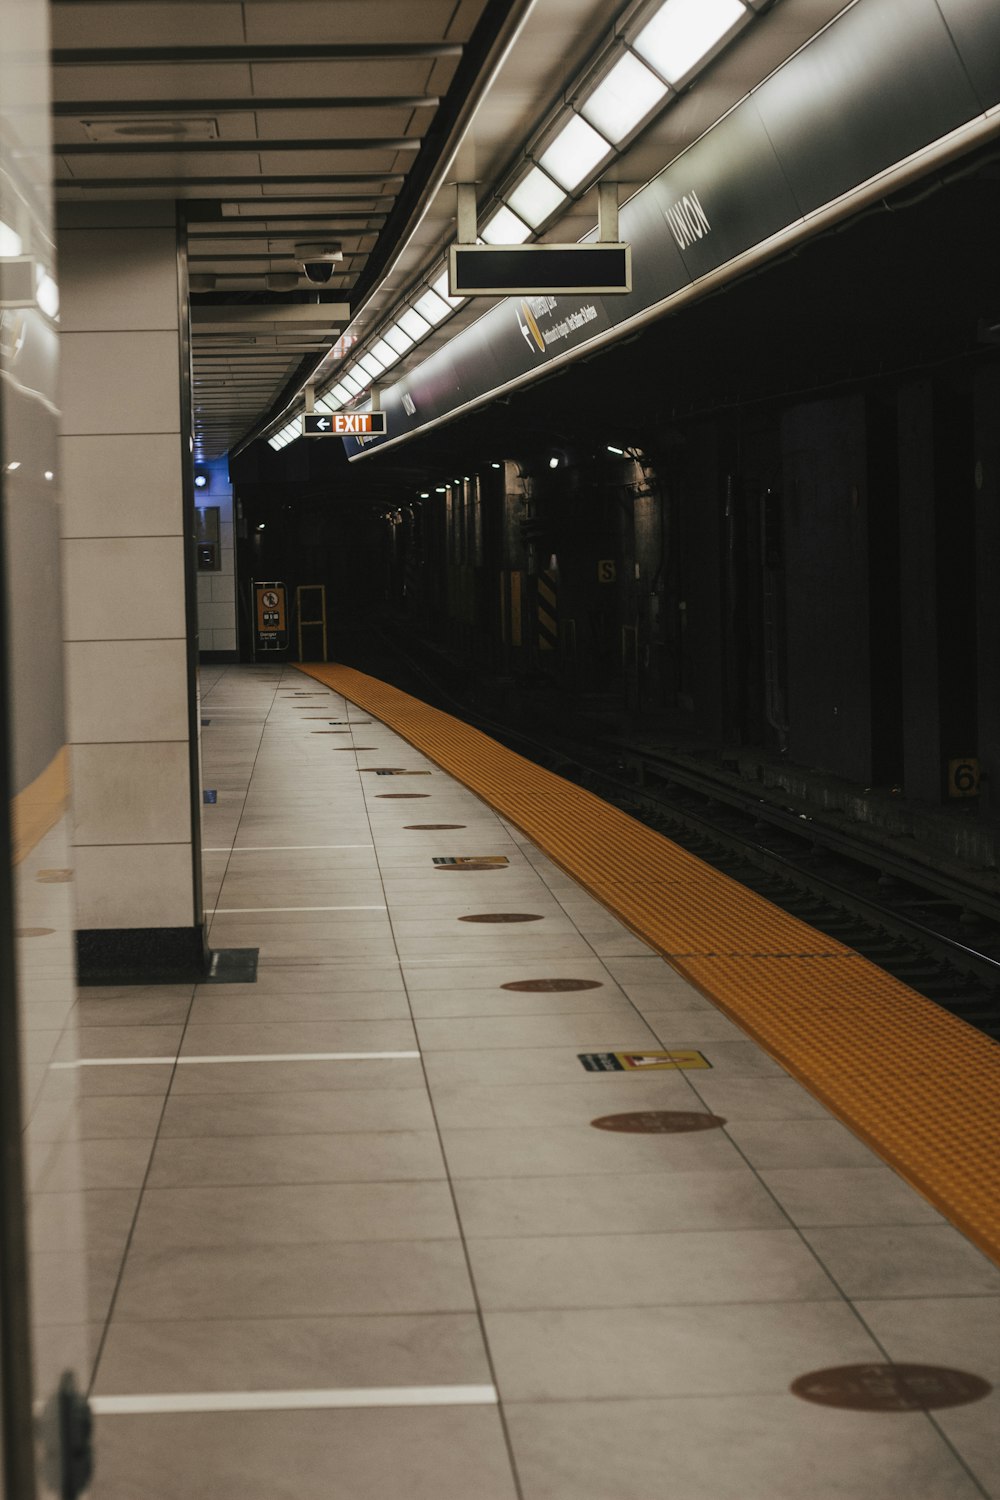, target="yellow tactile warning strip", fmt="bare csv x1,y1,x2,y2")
296,663,1000,1265
11,747,69,865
